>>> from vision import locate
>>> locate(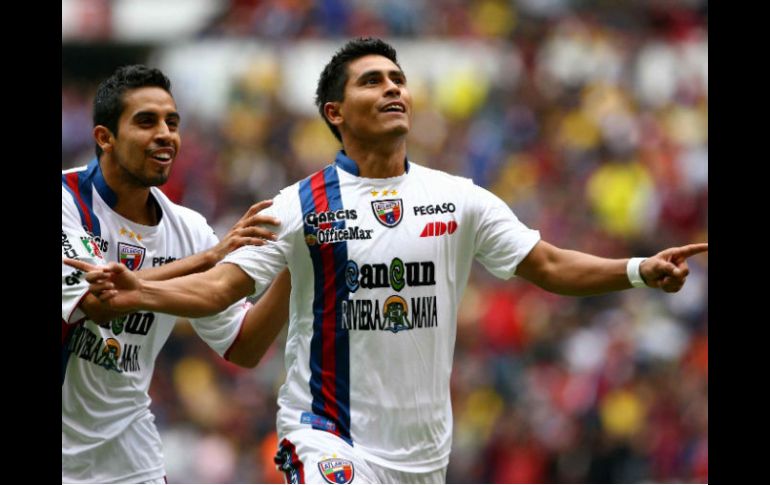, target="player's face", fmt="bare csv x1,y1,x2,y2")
111,87,181,187
338,55,411,141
